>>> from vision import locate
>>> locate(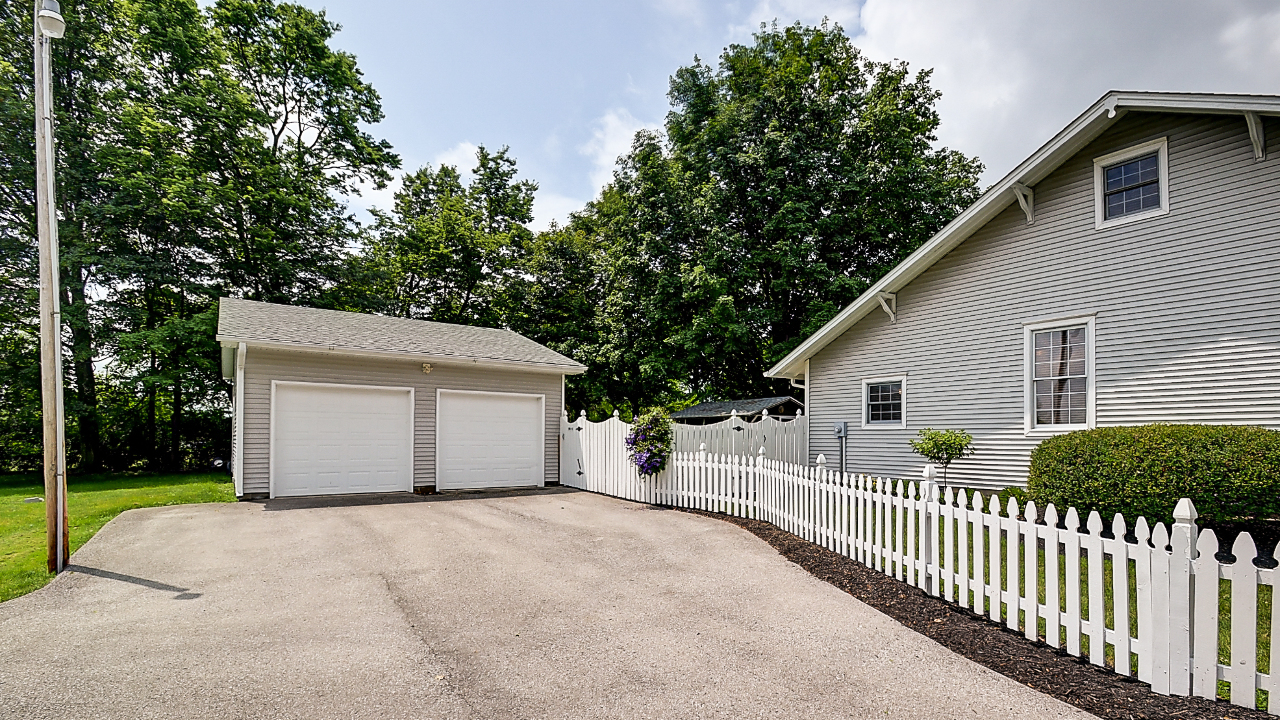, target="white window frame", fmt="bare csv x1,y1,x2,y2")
1093,137,1169,230
1023,315,1096,435
861,376,906,429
